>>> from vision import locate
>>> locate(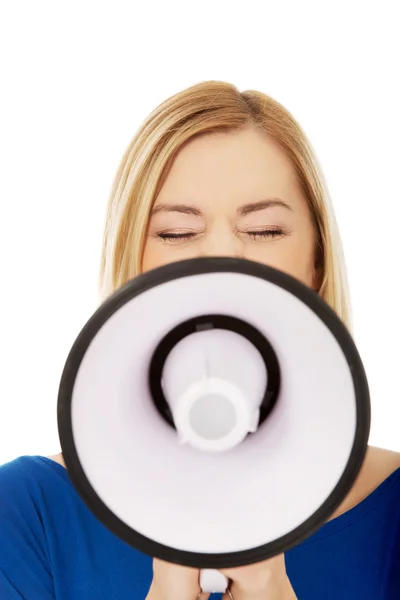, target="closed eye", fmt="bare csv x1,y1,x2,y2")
157,232,198,242
157,228,287,244
245,228,286,241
